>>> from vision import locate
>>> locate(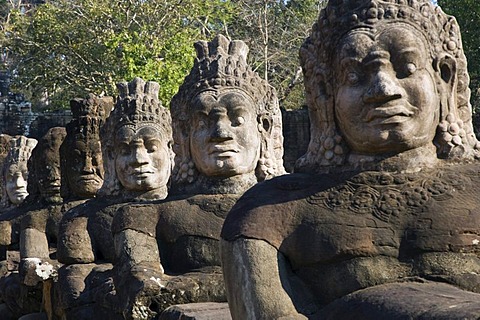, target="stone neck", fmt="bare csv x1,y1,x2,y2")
345,144,438,173
186,172,258,195
124,185,168,202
